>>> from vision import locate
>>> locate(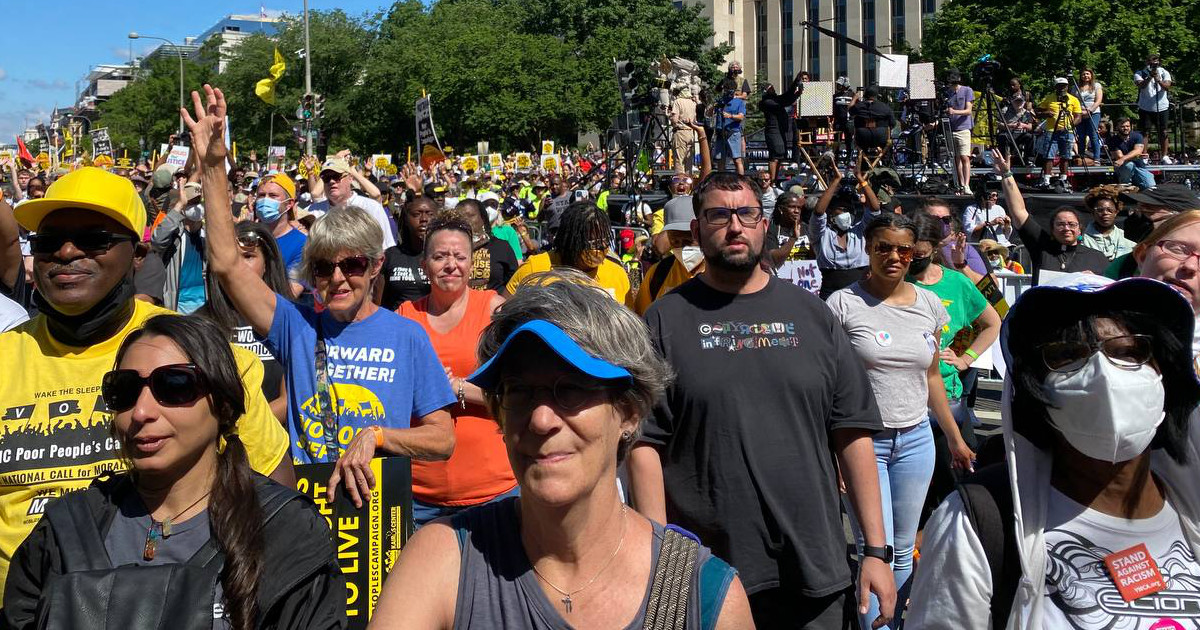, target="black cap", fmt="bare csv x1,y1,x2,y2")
424,182,447,197
1120,183,1200,213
